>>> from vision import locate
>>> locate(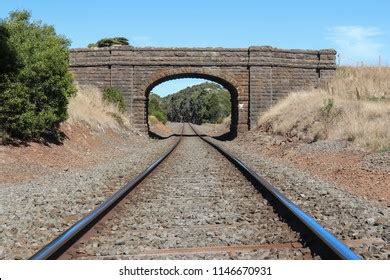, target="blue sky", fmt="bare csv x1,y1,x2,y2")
2,0,389,96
